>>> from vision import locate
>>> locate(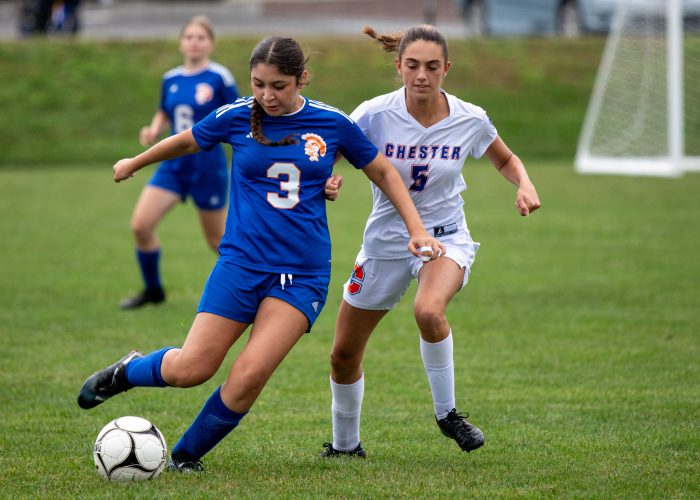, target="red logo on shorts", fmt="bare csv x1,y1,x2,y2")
347,263,365,295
